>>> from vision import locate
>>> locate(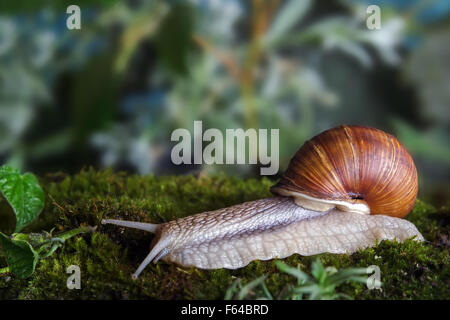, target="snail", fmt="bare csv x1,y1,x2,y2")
102,125,423,279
